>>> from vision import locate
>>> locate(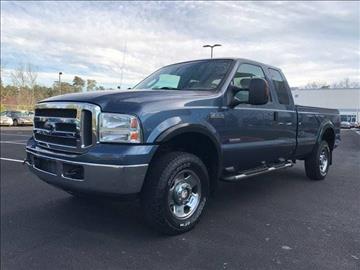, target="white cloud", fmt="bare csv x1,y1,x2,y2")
1,1,359,88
